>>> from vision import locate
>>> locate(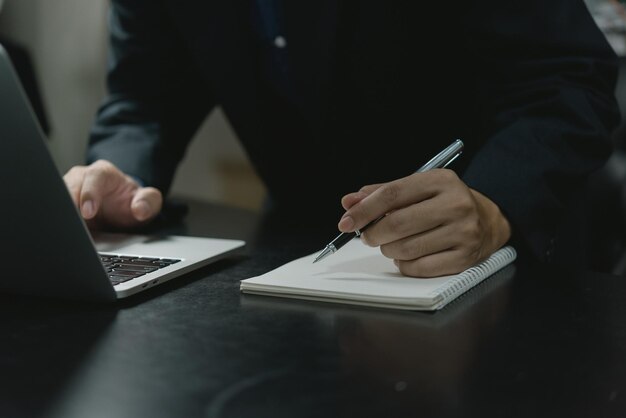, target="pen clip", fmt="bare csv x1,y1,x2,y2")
417,139,464,172
441,151,462,169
